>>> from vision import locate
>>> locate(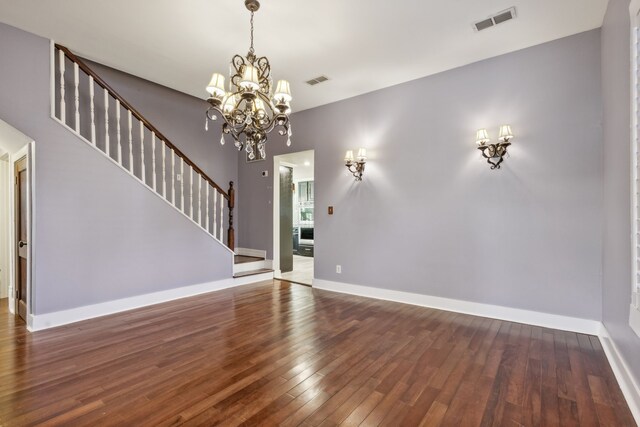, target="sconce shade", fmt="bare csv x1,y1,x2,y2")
357,148,367,161
239,65,260,91
476,129,490,146
206,73,226,98
344,150,354,163
498,125,513,142
274,80,292,102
